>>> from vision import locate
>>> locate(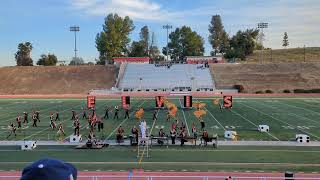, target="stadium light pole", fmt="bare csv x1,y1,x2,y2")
70,26,80,59
257,22,268,64
163,24,172,61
